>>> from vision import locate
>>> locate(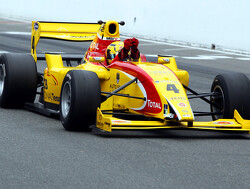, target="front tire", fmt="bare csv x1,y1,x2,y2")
60,70,101,131
0,53,37,108
210,72,250,120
